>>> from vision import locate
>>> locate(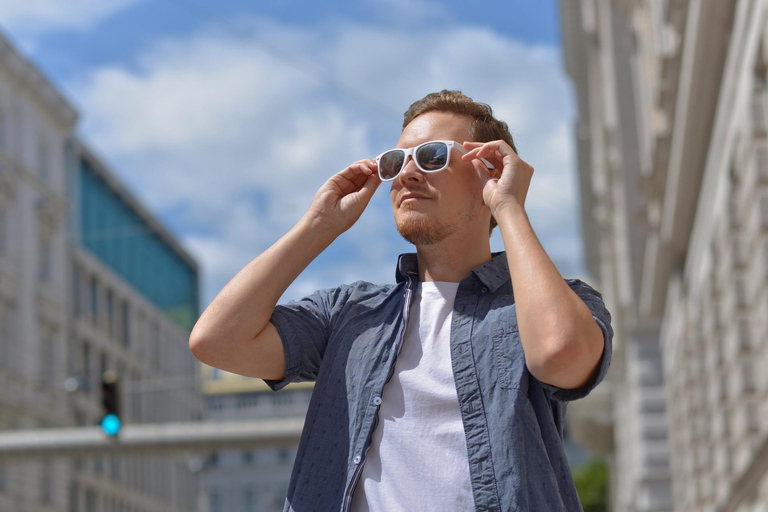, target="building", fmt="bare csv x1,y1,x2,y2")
0,29,205,511
198,368,311,512
561,0,768,510
0,28,79,512
68,141,204,512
